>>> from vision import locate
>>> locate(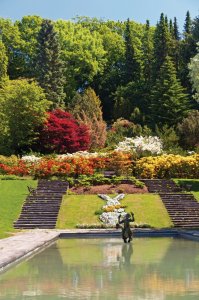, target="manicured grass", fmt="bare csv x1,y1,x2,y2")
0,180,37,239
57,194,173,229
57,195,103,228
122,194,173,228
174,179,199,202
